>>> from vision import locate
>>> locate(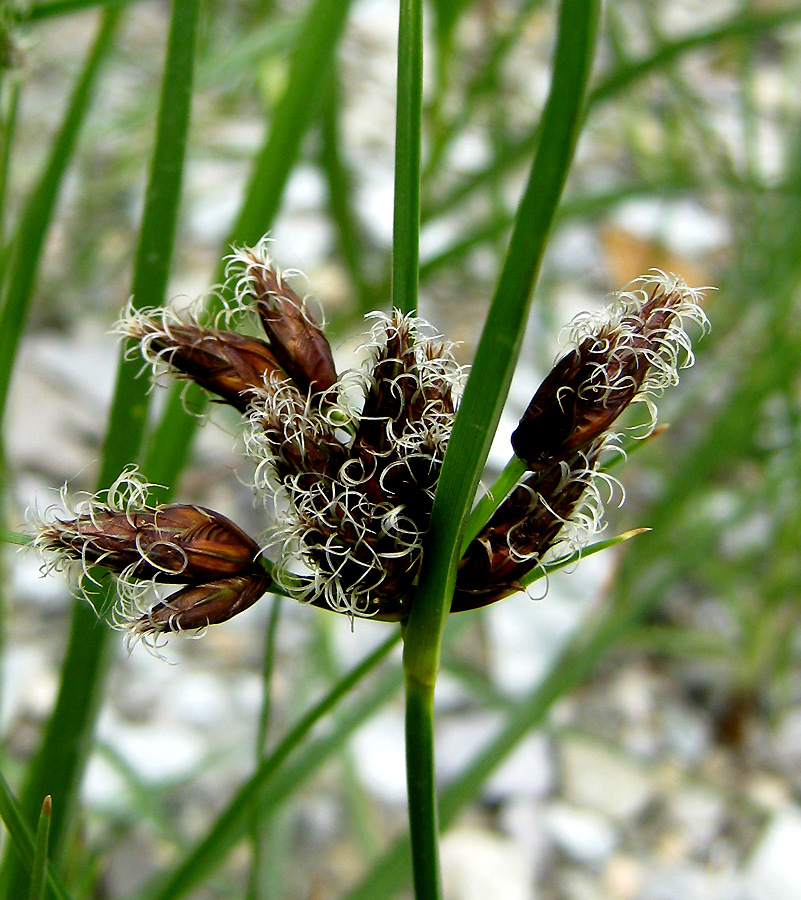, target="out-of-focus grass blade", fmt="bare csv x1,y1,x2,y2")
28,0,145,21
392,0,423,316
0,776,71,900
0,82,19,251
319,77,372,313
0,6,122,430
423,6,801,223
405,0,600,679
143,0,356,491
137,632,401,900
588,6,801,107
0,1,200,896
230,0,354,249
0,14,122,897
247,596,284,900
27,796,50,900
